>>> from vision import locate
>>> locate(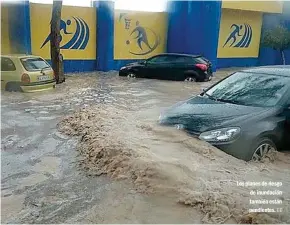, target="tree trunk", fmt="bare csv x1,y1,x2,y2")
281,50,286,65
50,0,65,84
